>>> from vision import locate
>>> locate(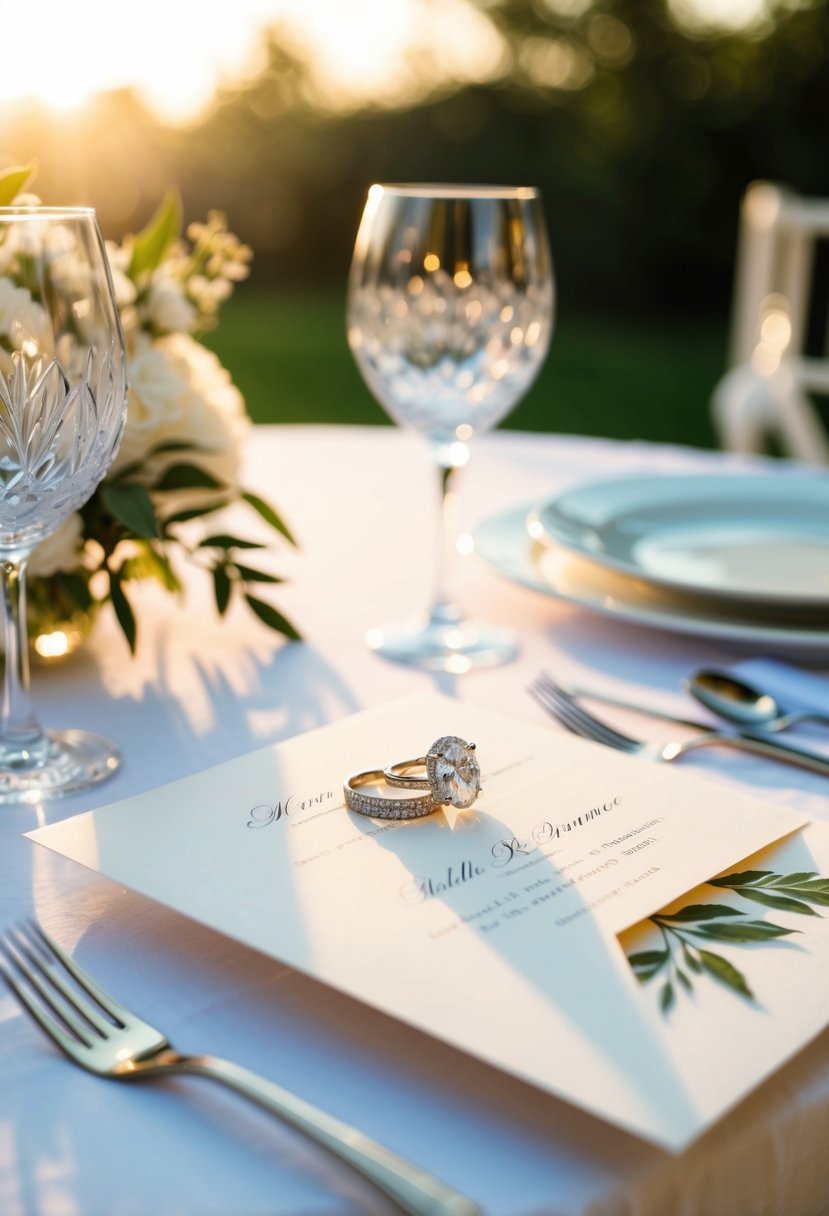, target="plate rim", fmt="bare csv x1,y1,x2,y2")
530,470,829,609
475,502,829,652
